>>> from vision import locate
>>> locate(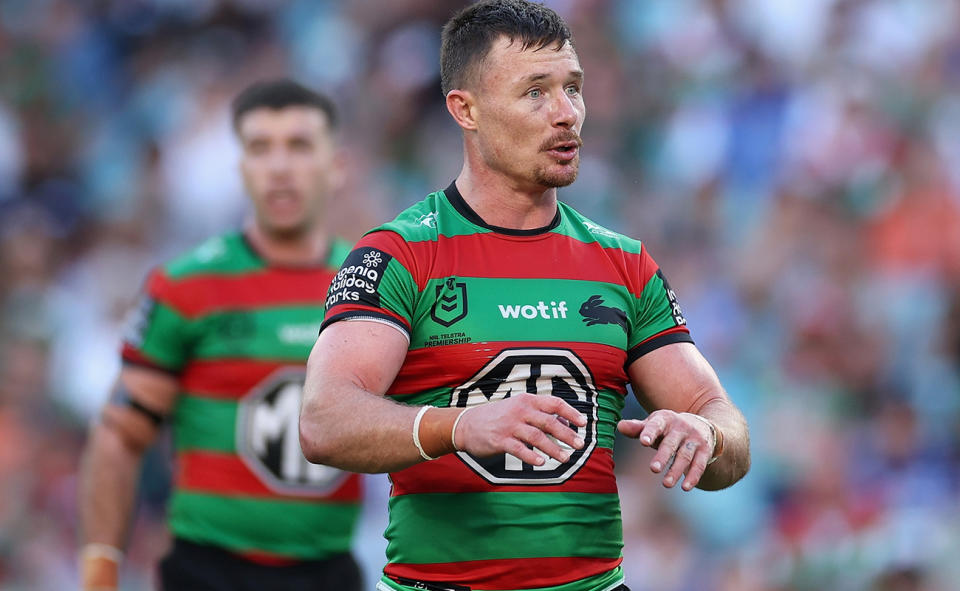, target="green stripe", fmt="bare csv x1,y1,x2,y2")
553,203,643,253
165,234,265,279
379,567,623,591
193,305,324,361
378,257,418,322
385,491,622,564
630,271,680,348
173,395,238,452
327,237,353,267
138,301,193,371
409,277,632,349
377,191,488,240
596,390,624,449
170,491,359,559
390,386,453,407
375,192,643,259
